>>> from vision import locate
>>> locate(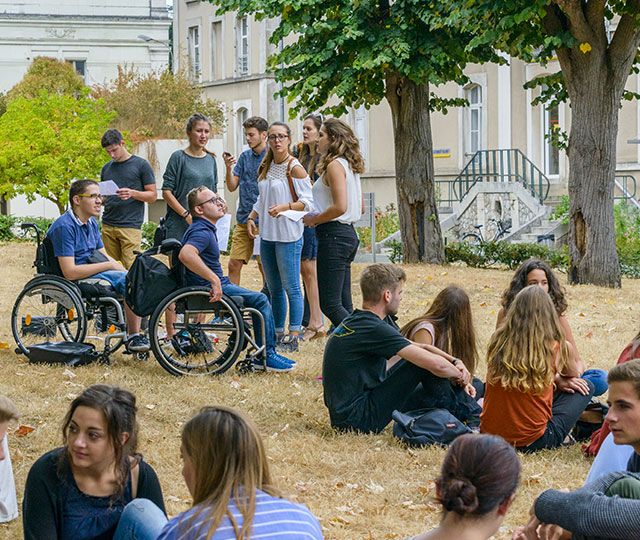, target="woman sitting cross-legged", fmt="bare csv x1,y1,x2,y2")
481,285,595,451
409,434,521,540
22,384,166,540
157,405,323,539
